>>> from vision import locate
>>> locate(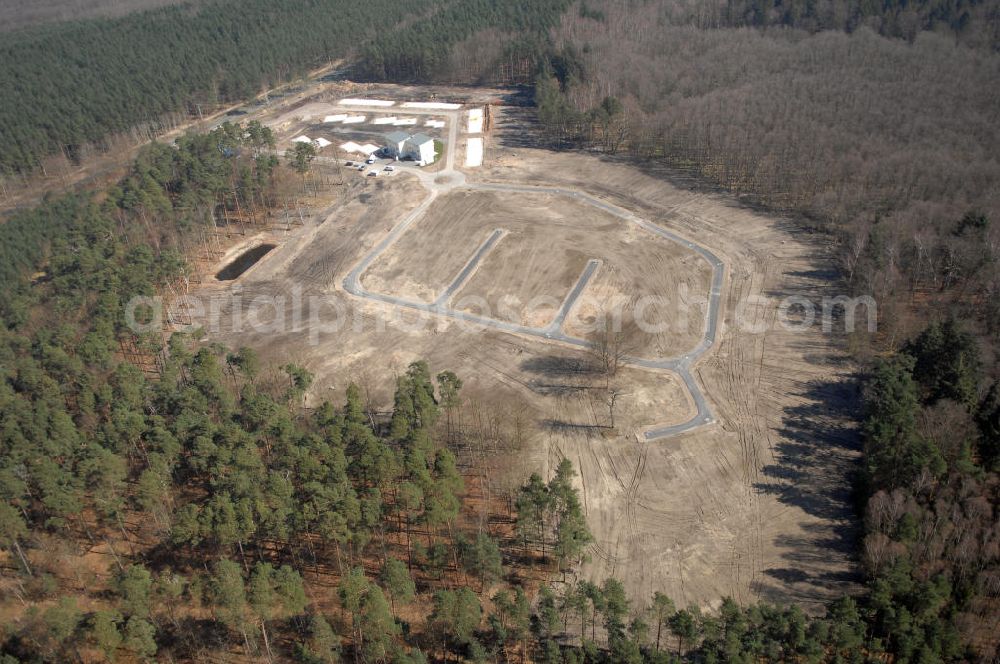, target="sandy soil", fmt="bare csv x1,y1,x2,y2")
189,172,691,433
361,190,503,303
465,140,861,611
560,234,713,359
184,98,861,613
361,189,711,351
